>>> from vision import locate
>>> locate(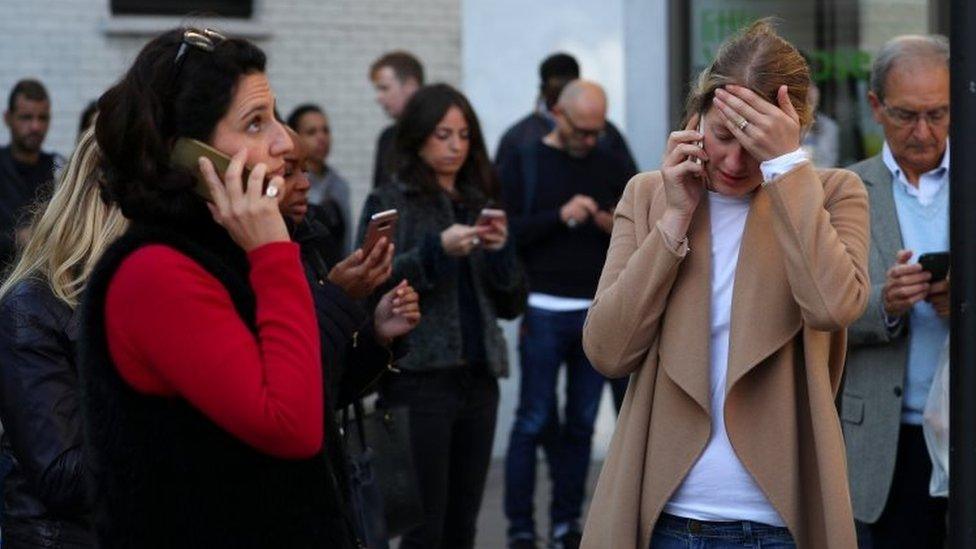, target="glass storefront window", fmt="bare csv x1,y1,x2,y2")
686,0,941,167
